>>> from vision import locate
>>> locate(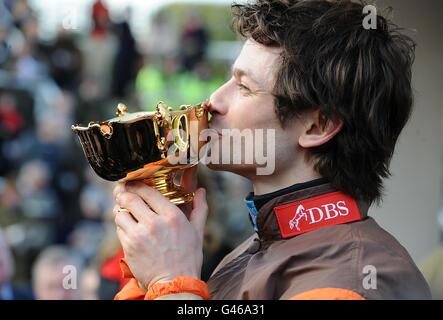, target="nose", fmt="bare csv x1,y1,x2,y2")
208,81,230,117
